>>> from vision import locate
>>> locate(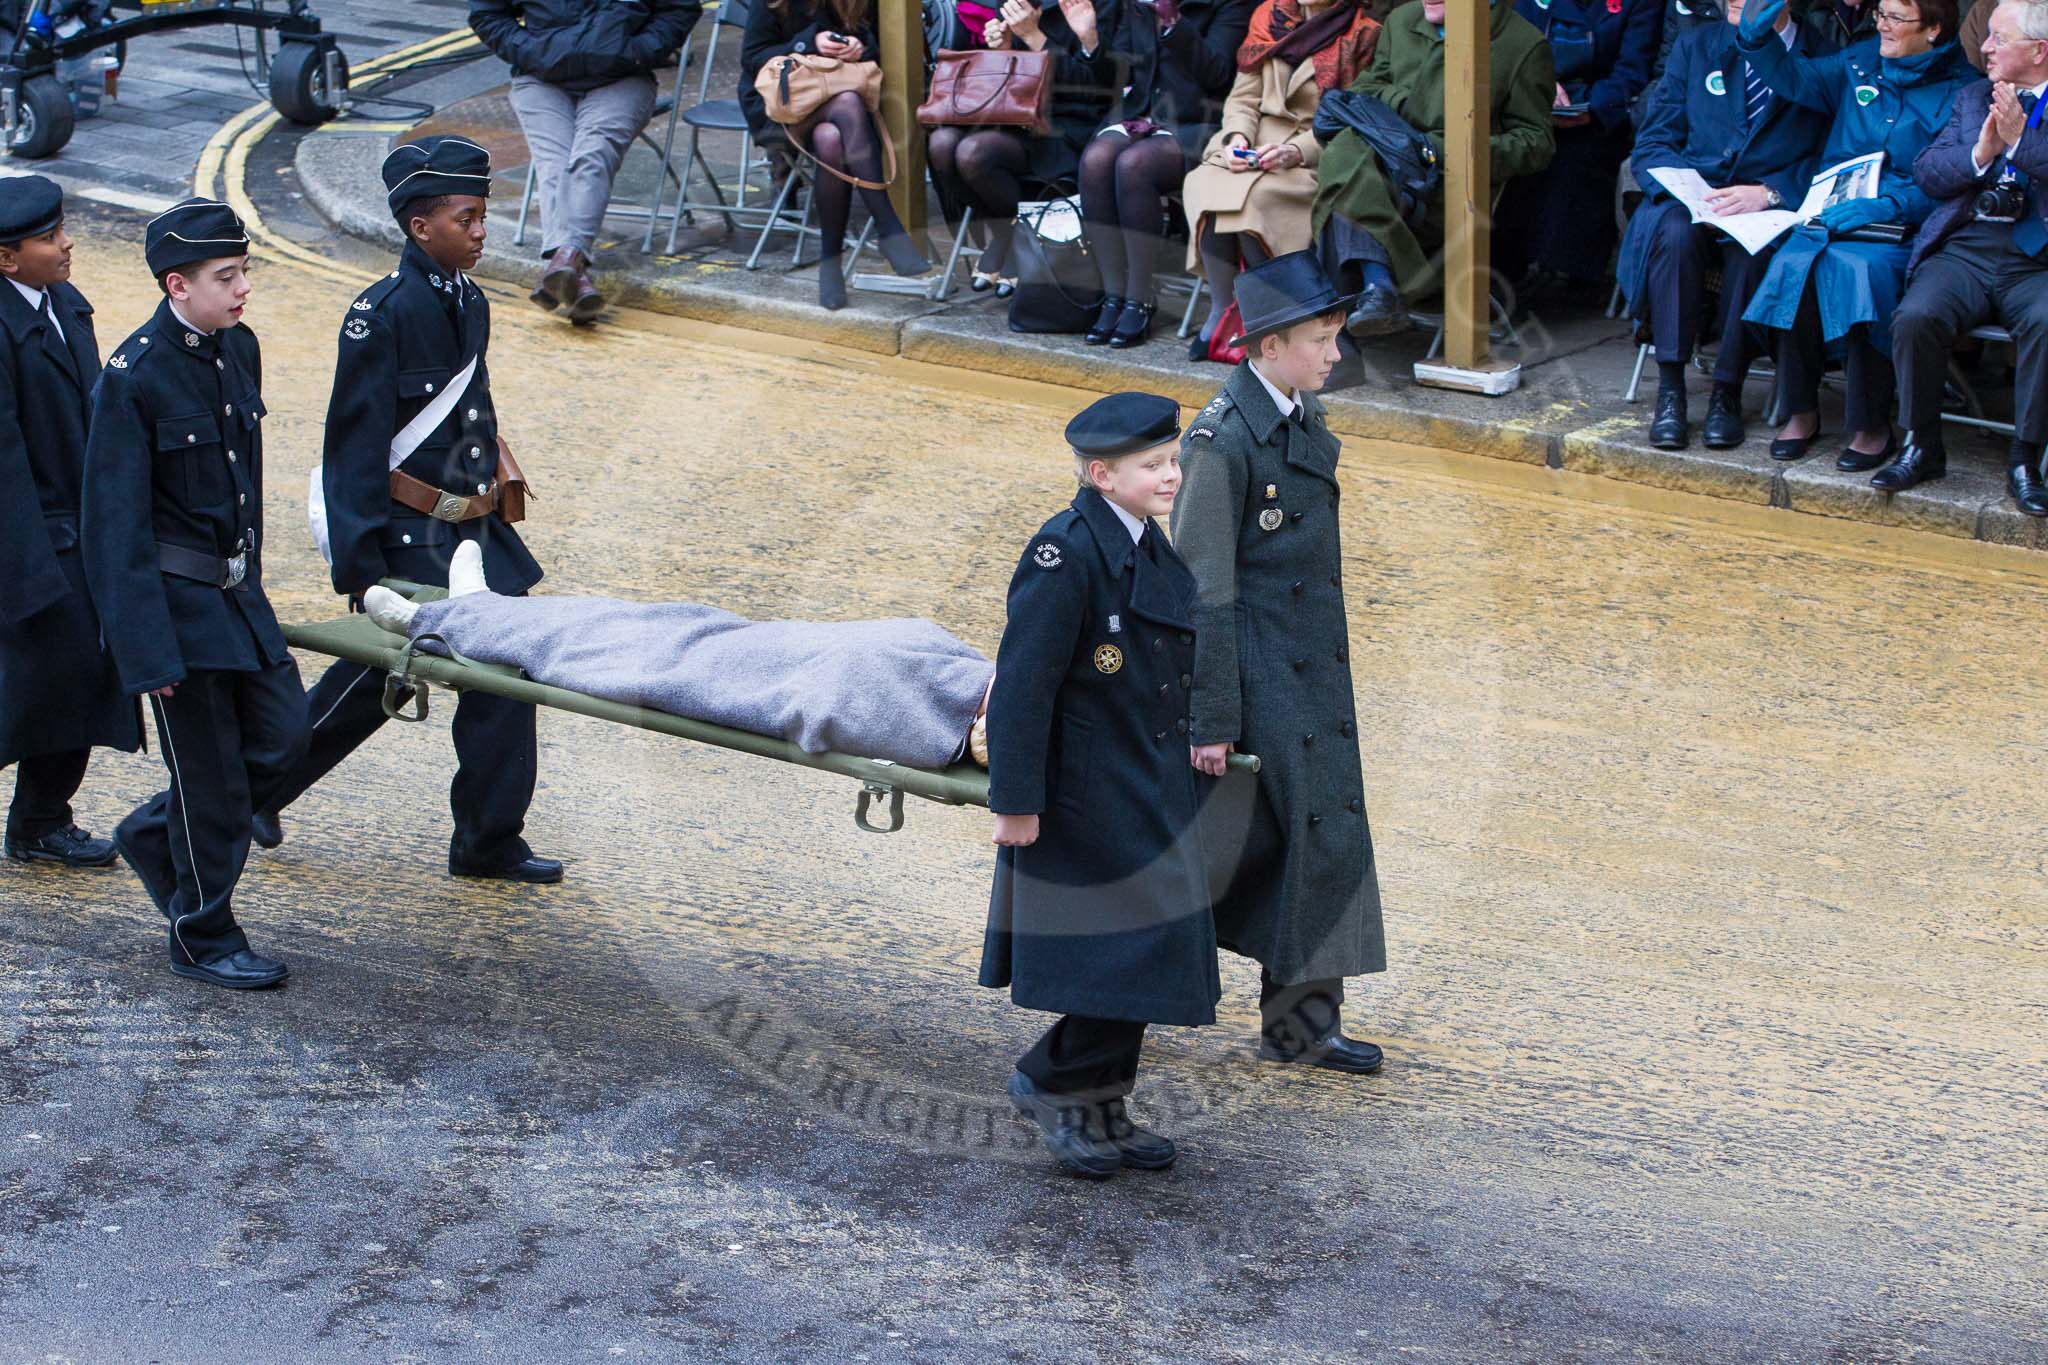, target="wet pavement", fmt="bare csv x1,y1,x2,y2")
1,209,2044,1362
